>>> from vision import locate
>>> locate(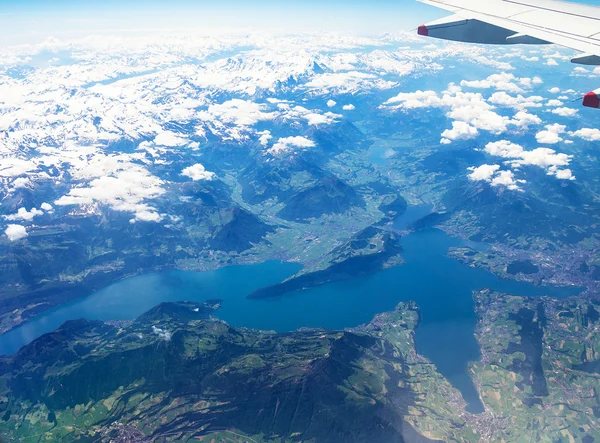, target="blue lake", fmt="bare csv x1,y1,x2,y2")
393,203,434,230
0,228,581,413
